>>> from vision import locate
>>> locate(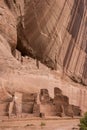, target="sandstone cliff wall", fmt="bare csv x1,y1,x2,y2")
0,0,87,116
21,0,87,85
